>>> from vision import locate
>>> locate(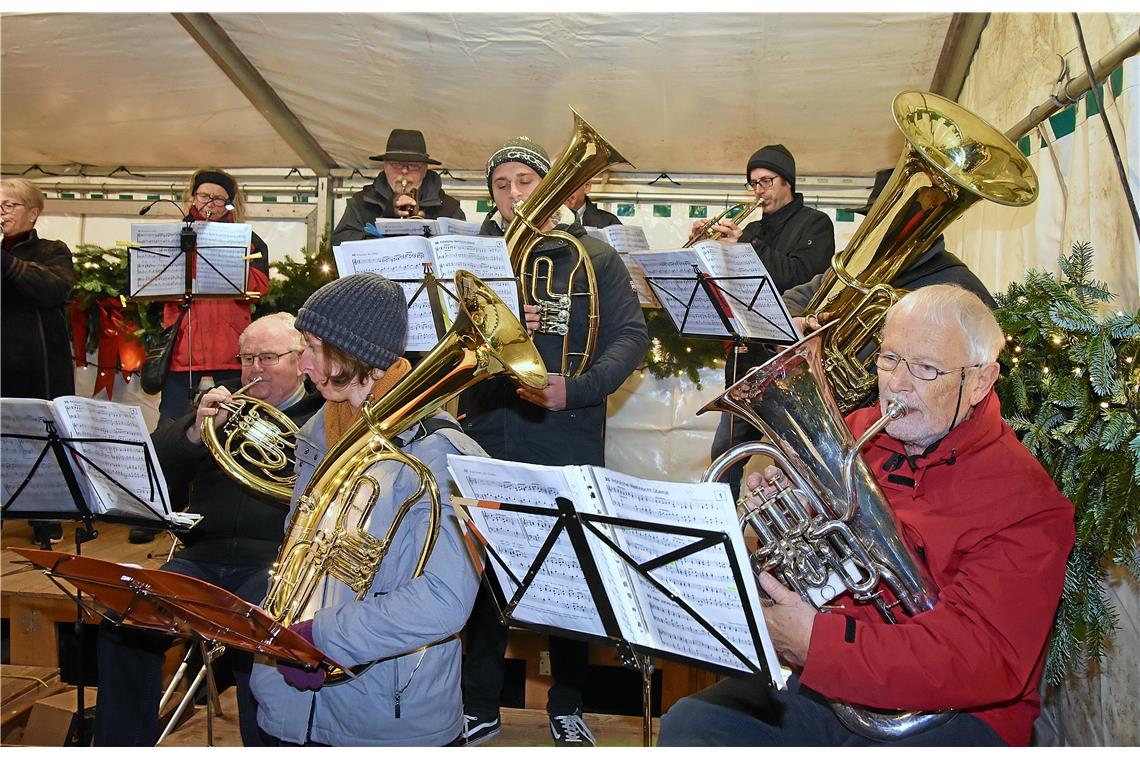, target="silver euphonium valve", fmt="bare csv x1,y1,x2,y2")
699,325,951,740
